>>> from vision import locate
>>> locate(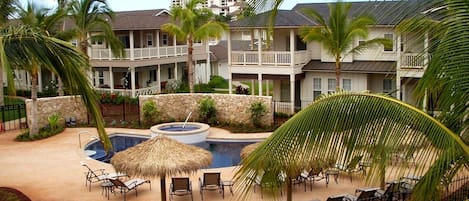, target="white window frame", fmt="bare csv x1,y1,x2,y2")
328,79,336,94
313,78,322,100
162,33,169,46
384,33,394,52
343,79,351,91
98,71,104,85
383,78,393,93
146,33,153,47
